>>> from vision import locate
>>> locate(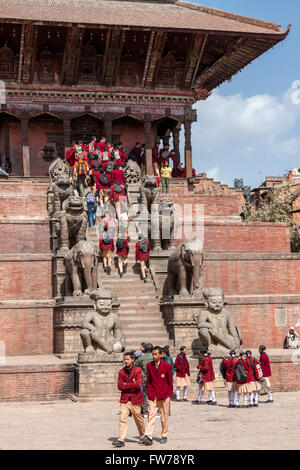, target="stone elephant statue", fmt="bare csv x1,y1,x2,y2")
165,240,204,297
64,240,101,296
